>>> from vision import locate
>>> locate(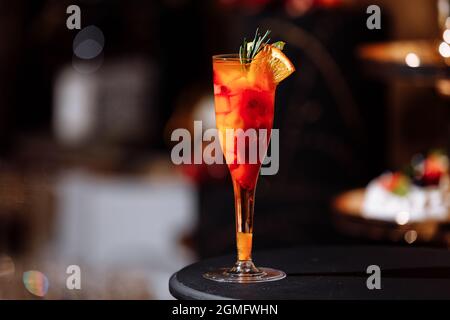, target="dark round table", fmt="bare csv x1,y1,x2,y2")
169,246,450,300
